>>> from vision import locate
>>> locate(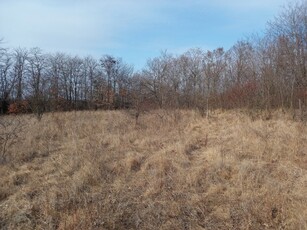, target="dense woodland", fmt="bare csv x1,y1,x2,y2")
0,1,306,115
